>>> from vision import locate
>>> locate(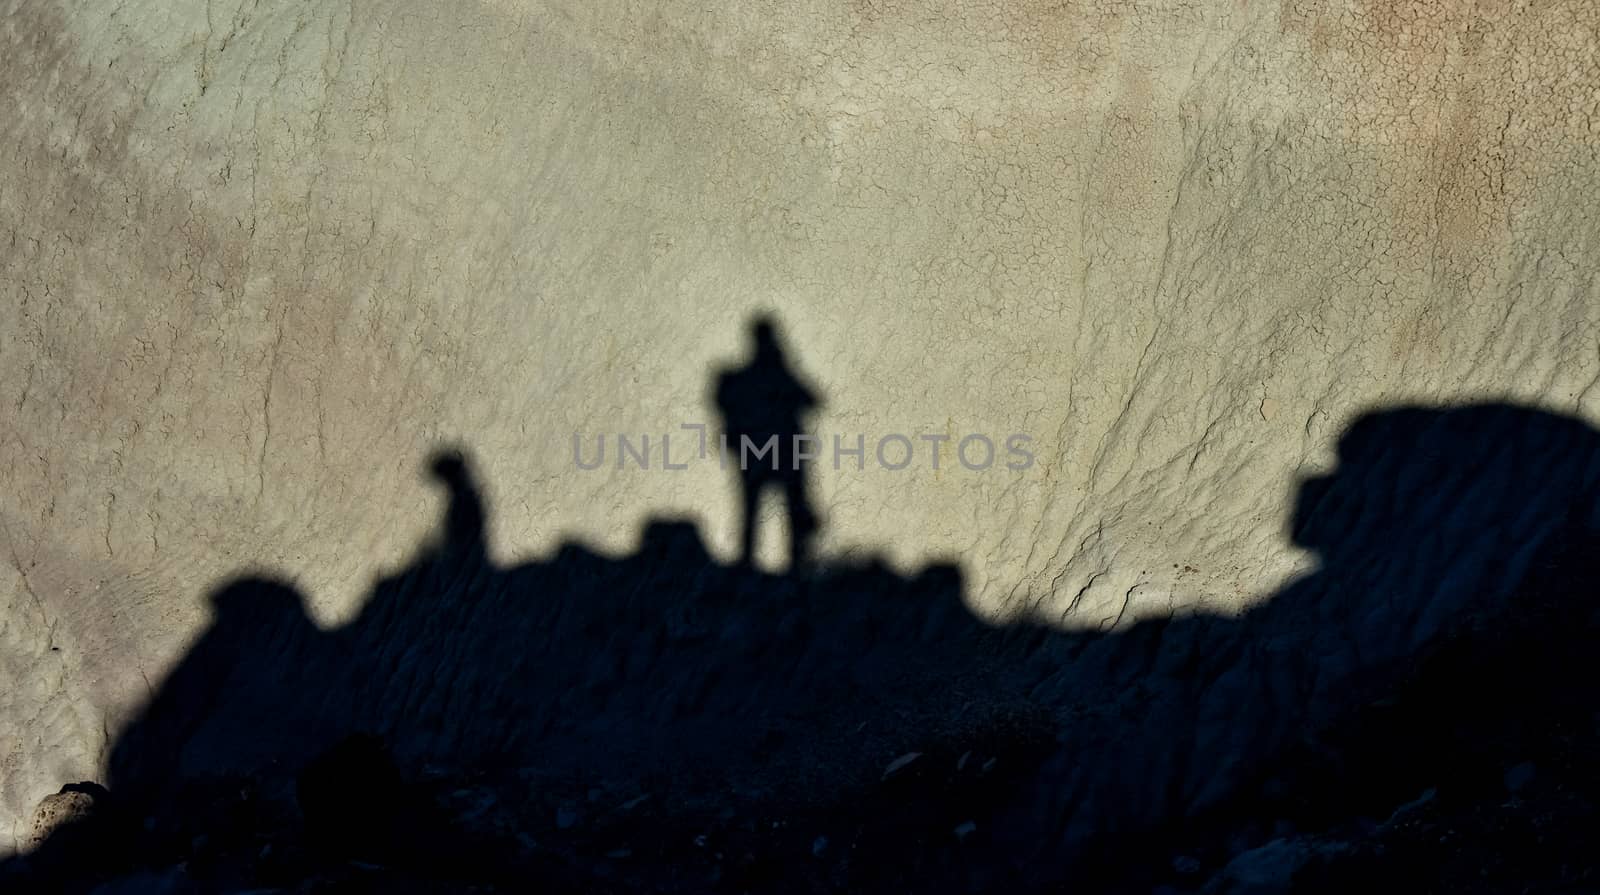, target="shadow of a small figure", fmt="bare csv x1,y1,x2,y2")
712,315,823,570
6,381,1600,893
